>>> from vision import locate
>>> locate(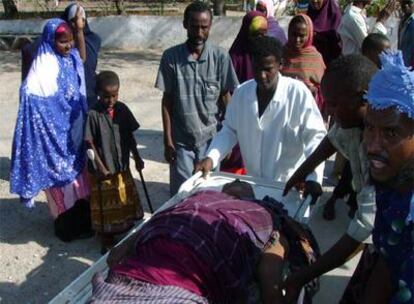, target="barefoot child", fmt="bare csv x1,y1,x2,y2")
85,71,144,248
